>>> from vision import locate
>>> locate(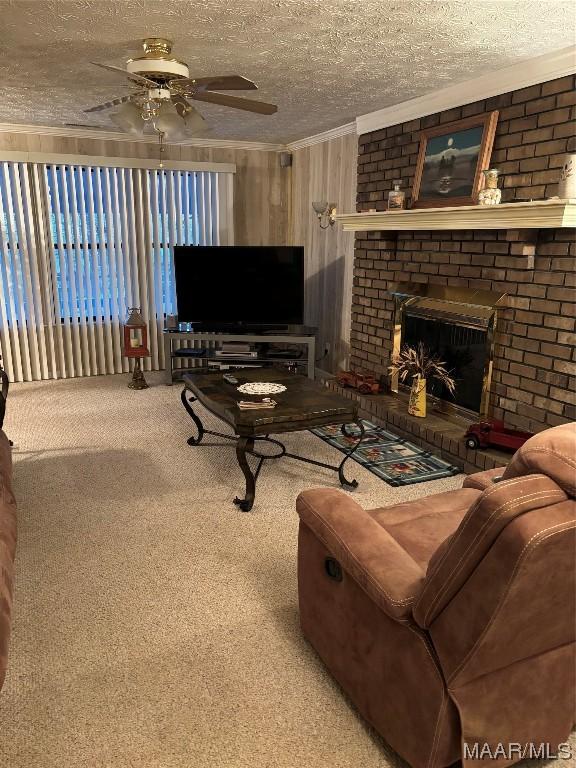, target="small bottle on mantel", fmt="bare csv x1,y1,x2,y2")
388,180,406,210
